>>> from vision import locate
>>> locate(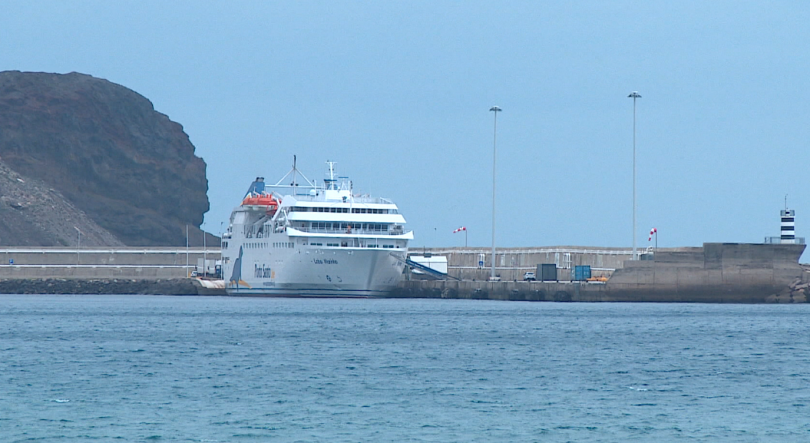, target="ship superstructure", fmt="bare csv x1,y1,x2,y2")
222,159,412,297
